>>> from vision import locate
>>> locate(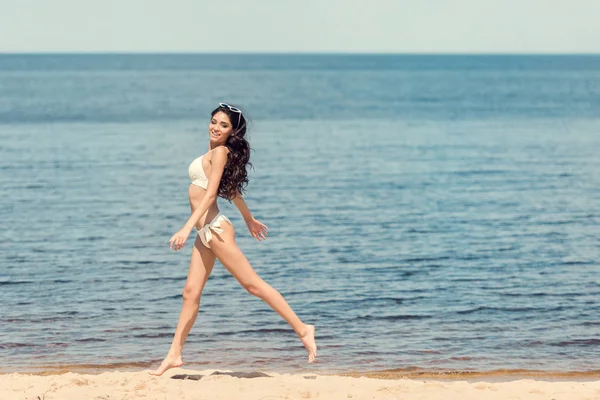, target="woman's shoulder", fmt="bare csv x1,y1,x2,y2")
208,146,230,161
214,145,230,154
